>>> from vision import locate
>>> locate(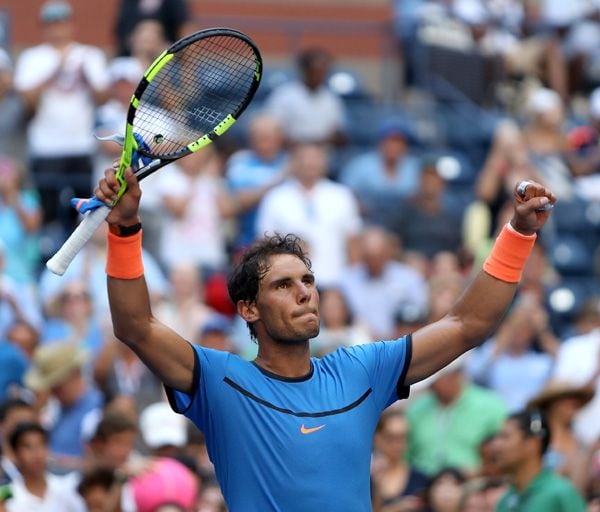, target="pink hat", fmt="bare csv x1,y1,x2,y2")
130,458,199,512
